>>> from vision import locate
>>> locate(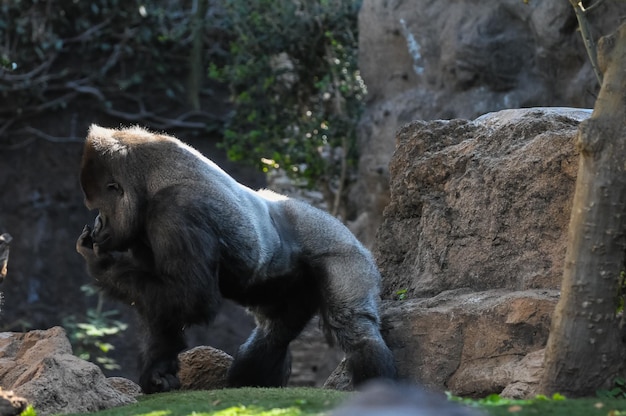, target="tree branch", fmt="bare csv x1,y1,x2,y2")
569,0,603,85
